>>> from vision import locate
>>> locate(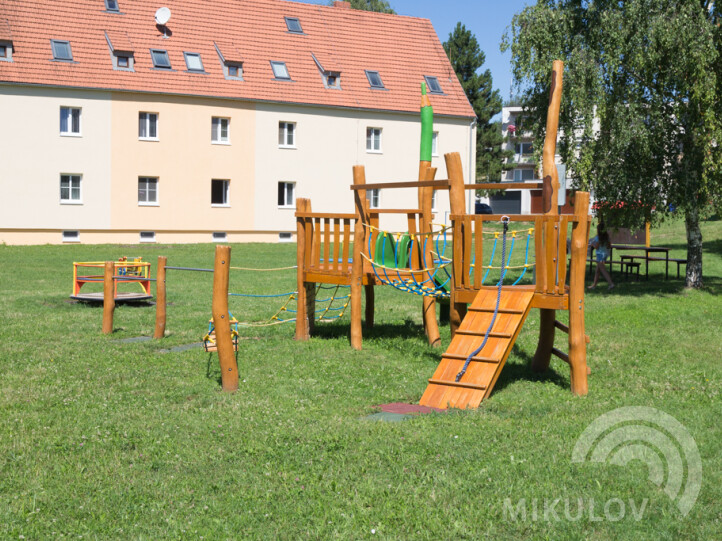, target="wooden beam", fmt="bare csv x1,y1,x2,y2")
153,256,167,339
465,182,544,190
212,245,238,392
102,261,115,334
350,180,449,190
